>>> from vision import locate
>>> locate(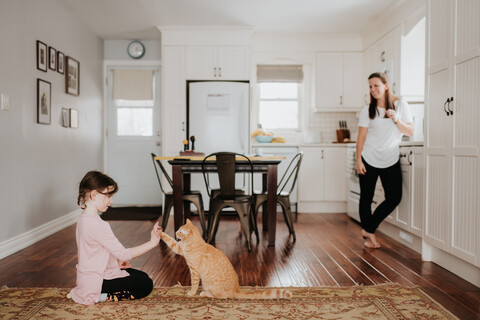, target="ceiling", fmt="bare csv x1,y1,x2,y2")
59,0,403,40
